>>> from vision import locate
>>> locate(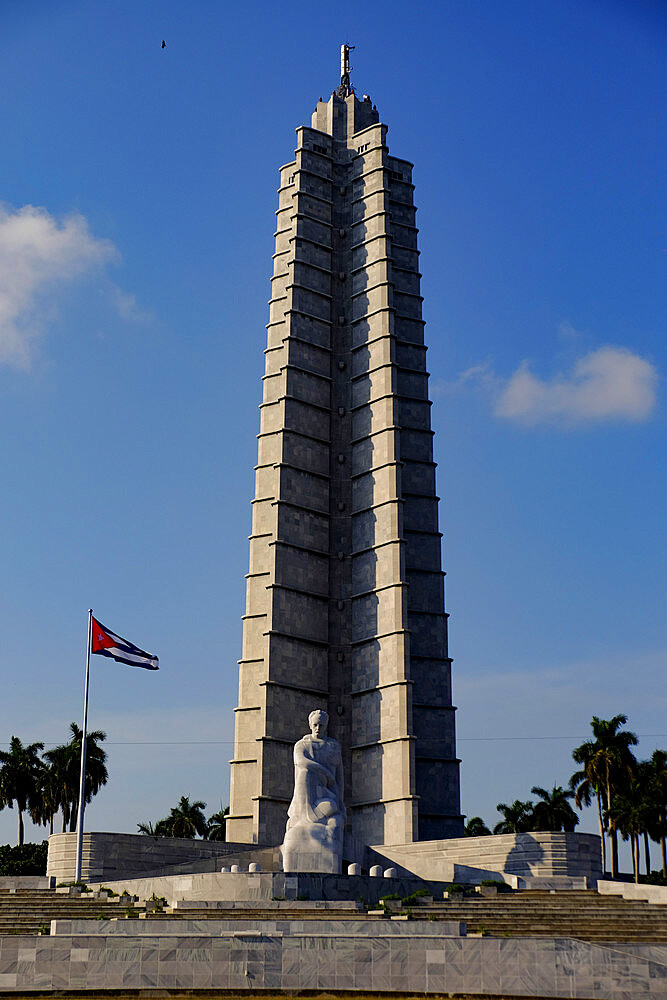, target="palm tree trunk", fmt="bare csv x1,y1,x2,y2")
17,809,24,847
61,811,67,834
596,792,607,874
630,835,637,882
605,773,620,879
643,832,651,877
49,815,54,836
607,800,620,877
661,834,666,877
610,827,619,877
